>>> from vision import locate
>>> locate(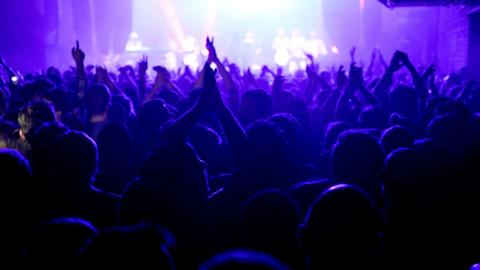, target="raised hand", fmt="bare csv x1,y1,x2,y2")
388,51,404,73
153,66,170,86
350,46,356,63
336,66,348,90
304,52,314,63
95,66,109,82
138,54,148,73
244,68,256,87
422,63,436,80
206,36,218,63
349,63,364,88
272,74,285,94
197,63,224,112
71,40,85,63
306,62,319,81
